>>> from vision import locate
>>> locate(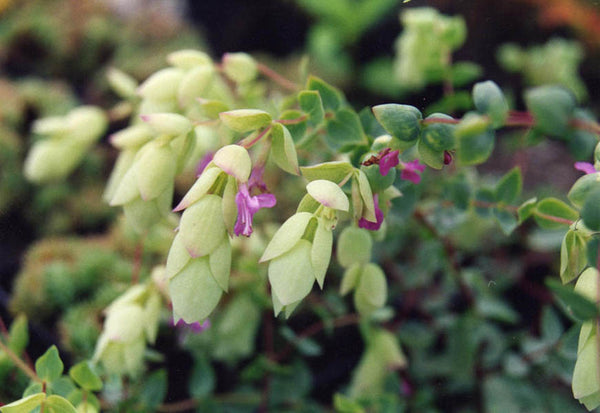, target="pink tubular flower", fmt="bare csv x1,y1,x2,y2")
358,195,384,231
400,159,426,184
574,161,596,175
379,149,400,176
234,182,276,237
